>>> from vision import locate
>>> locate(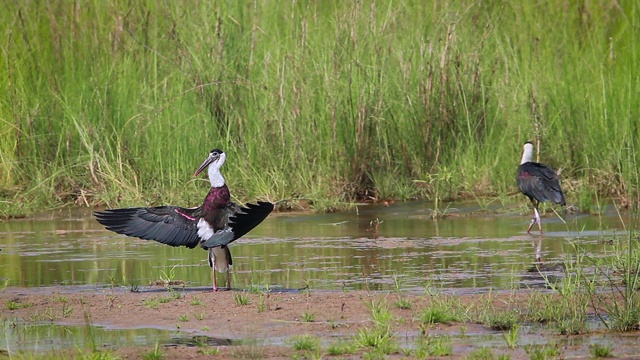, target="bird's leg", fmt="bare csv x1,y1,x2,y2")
527,200,544,234
534,204,543,234
527,200,537,233
527,217,536,234
212,268,218,292
226,271,231,291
